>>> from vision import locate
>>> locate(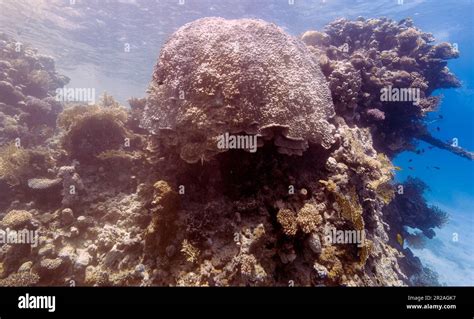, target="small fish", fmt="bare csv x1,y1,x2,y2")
396,233,404,246
416,150,421,155
408,159,413,162
436,127,441,132
393,166,402,171
433,166,441,170
408,166,414,170
439,115,444,119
